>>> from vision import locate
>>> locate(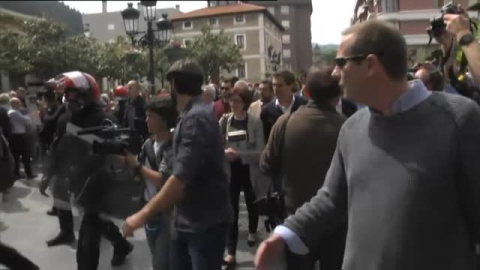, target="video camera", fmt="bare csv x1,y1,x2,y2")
26,81,56,101
427,2,461,45
77,121,143,156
